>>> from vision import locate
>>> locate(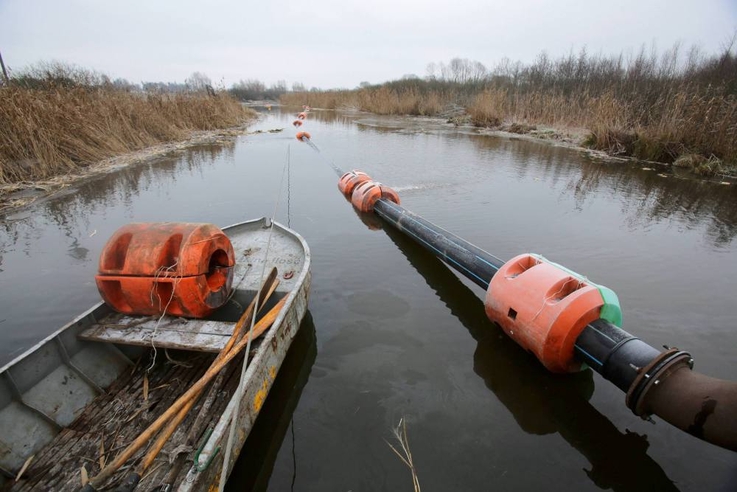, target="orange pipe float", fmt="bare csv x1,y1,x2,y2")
338,170,373,195
95,223,235,318
350,180,400,213
484,254,618,373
